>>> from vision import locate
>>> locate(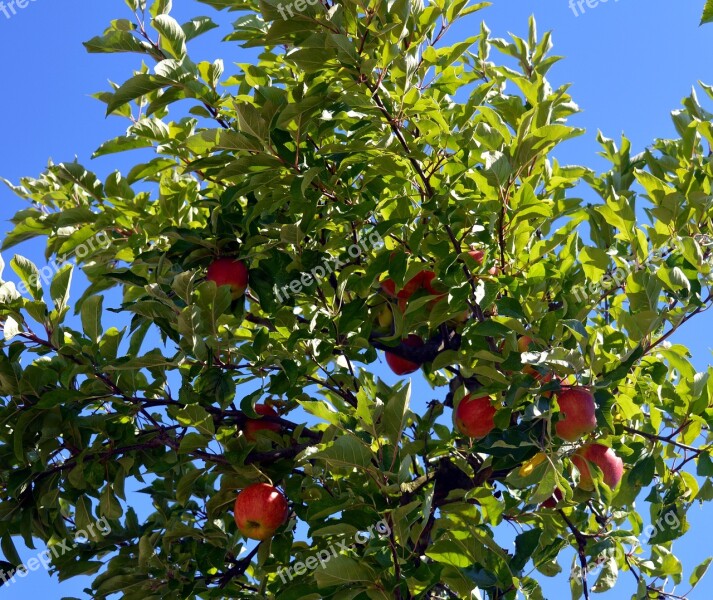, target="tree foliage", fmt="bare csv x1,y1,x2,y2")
2,0,713,598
